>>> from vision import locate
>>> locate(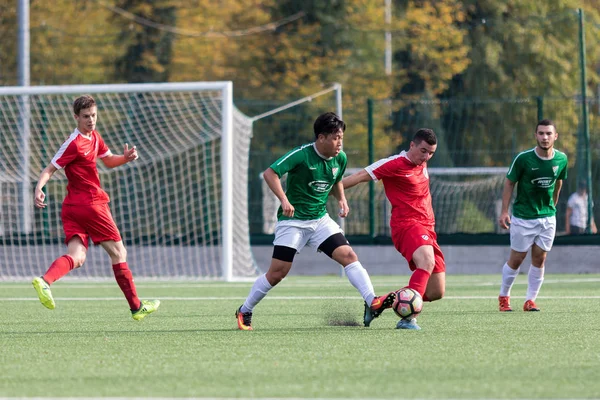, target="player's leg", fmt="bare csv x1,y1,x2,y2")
423,246,446,301
91,204,159,320
424,272,445,302
237,221,307,330
320,235,392,327
32,206,89,310
237,251,294,330
407,244,435,295
499,216,535,311
310,215,377,306
100,239,159,320
310,216,390,326
523,217,554,311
